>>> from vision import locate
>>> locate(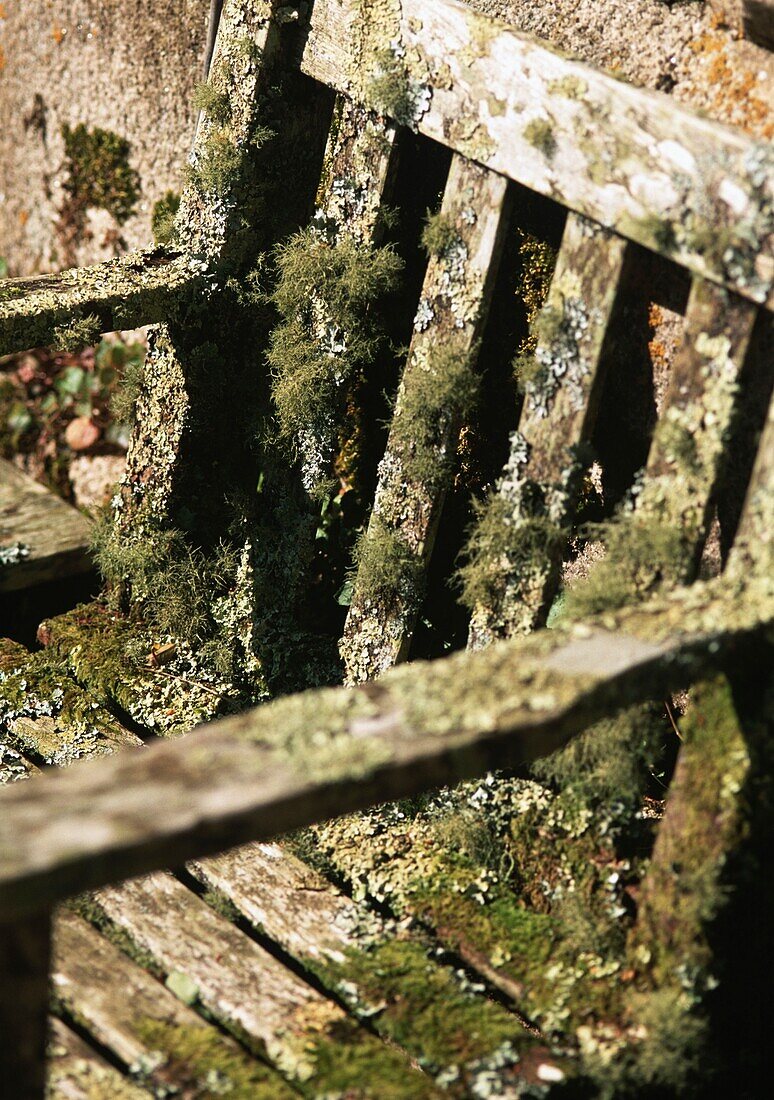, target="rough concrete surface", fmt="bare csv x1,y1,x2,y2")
0,1,771,277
